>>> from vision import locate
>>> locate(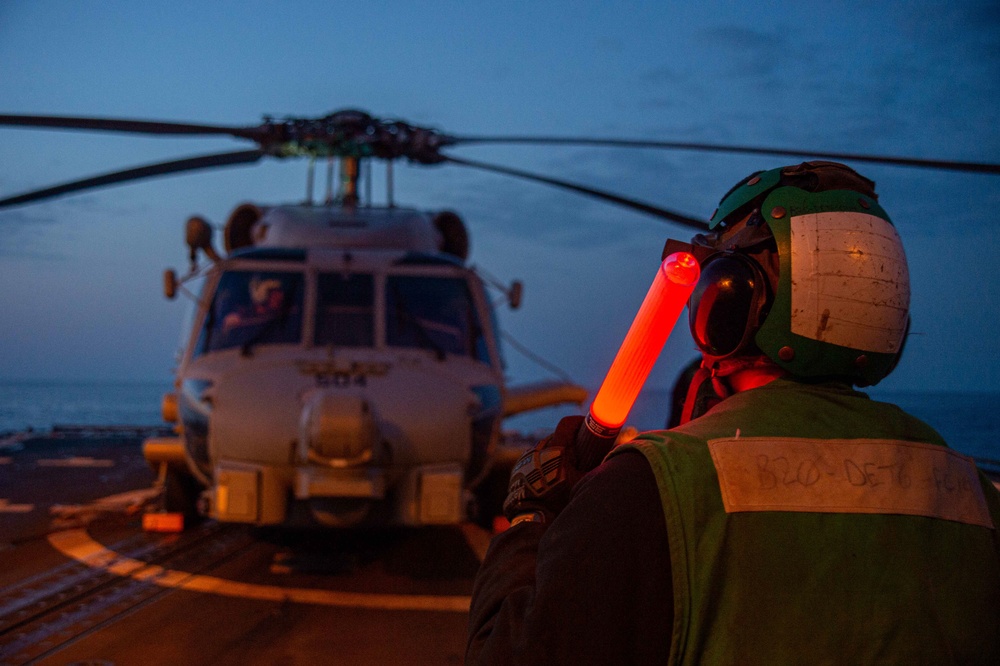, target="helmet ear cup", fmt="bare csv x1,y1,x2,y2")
689,254,772,360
